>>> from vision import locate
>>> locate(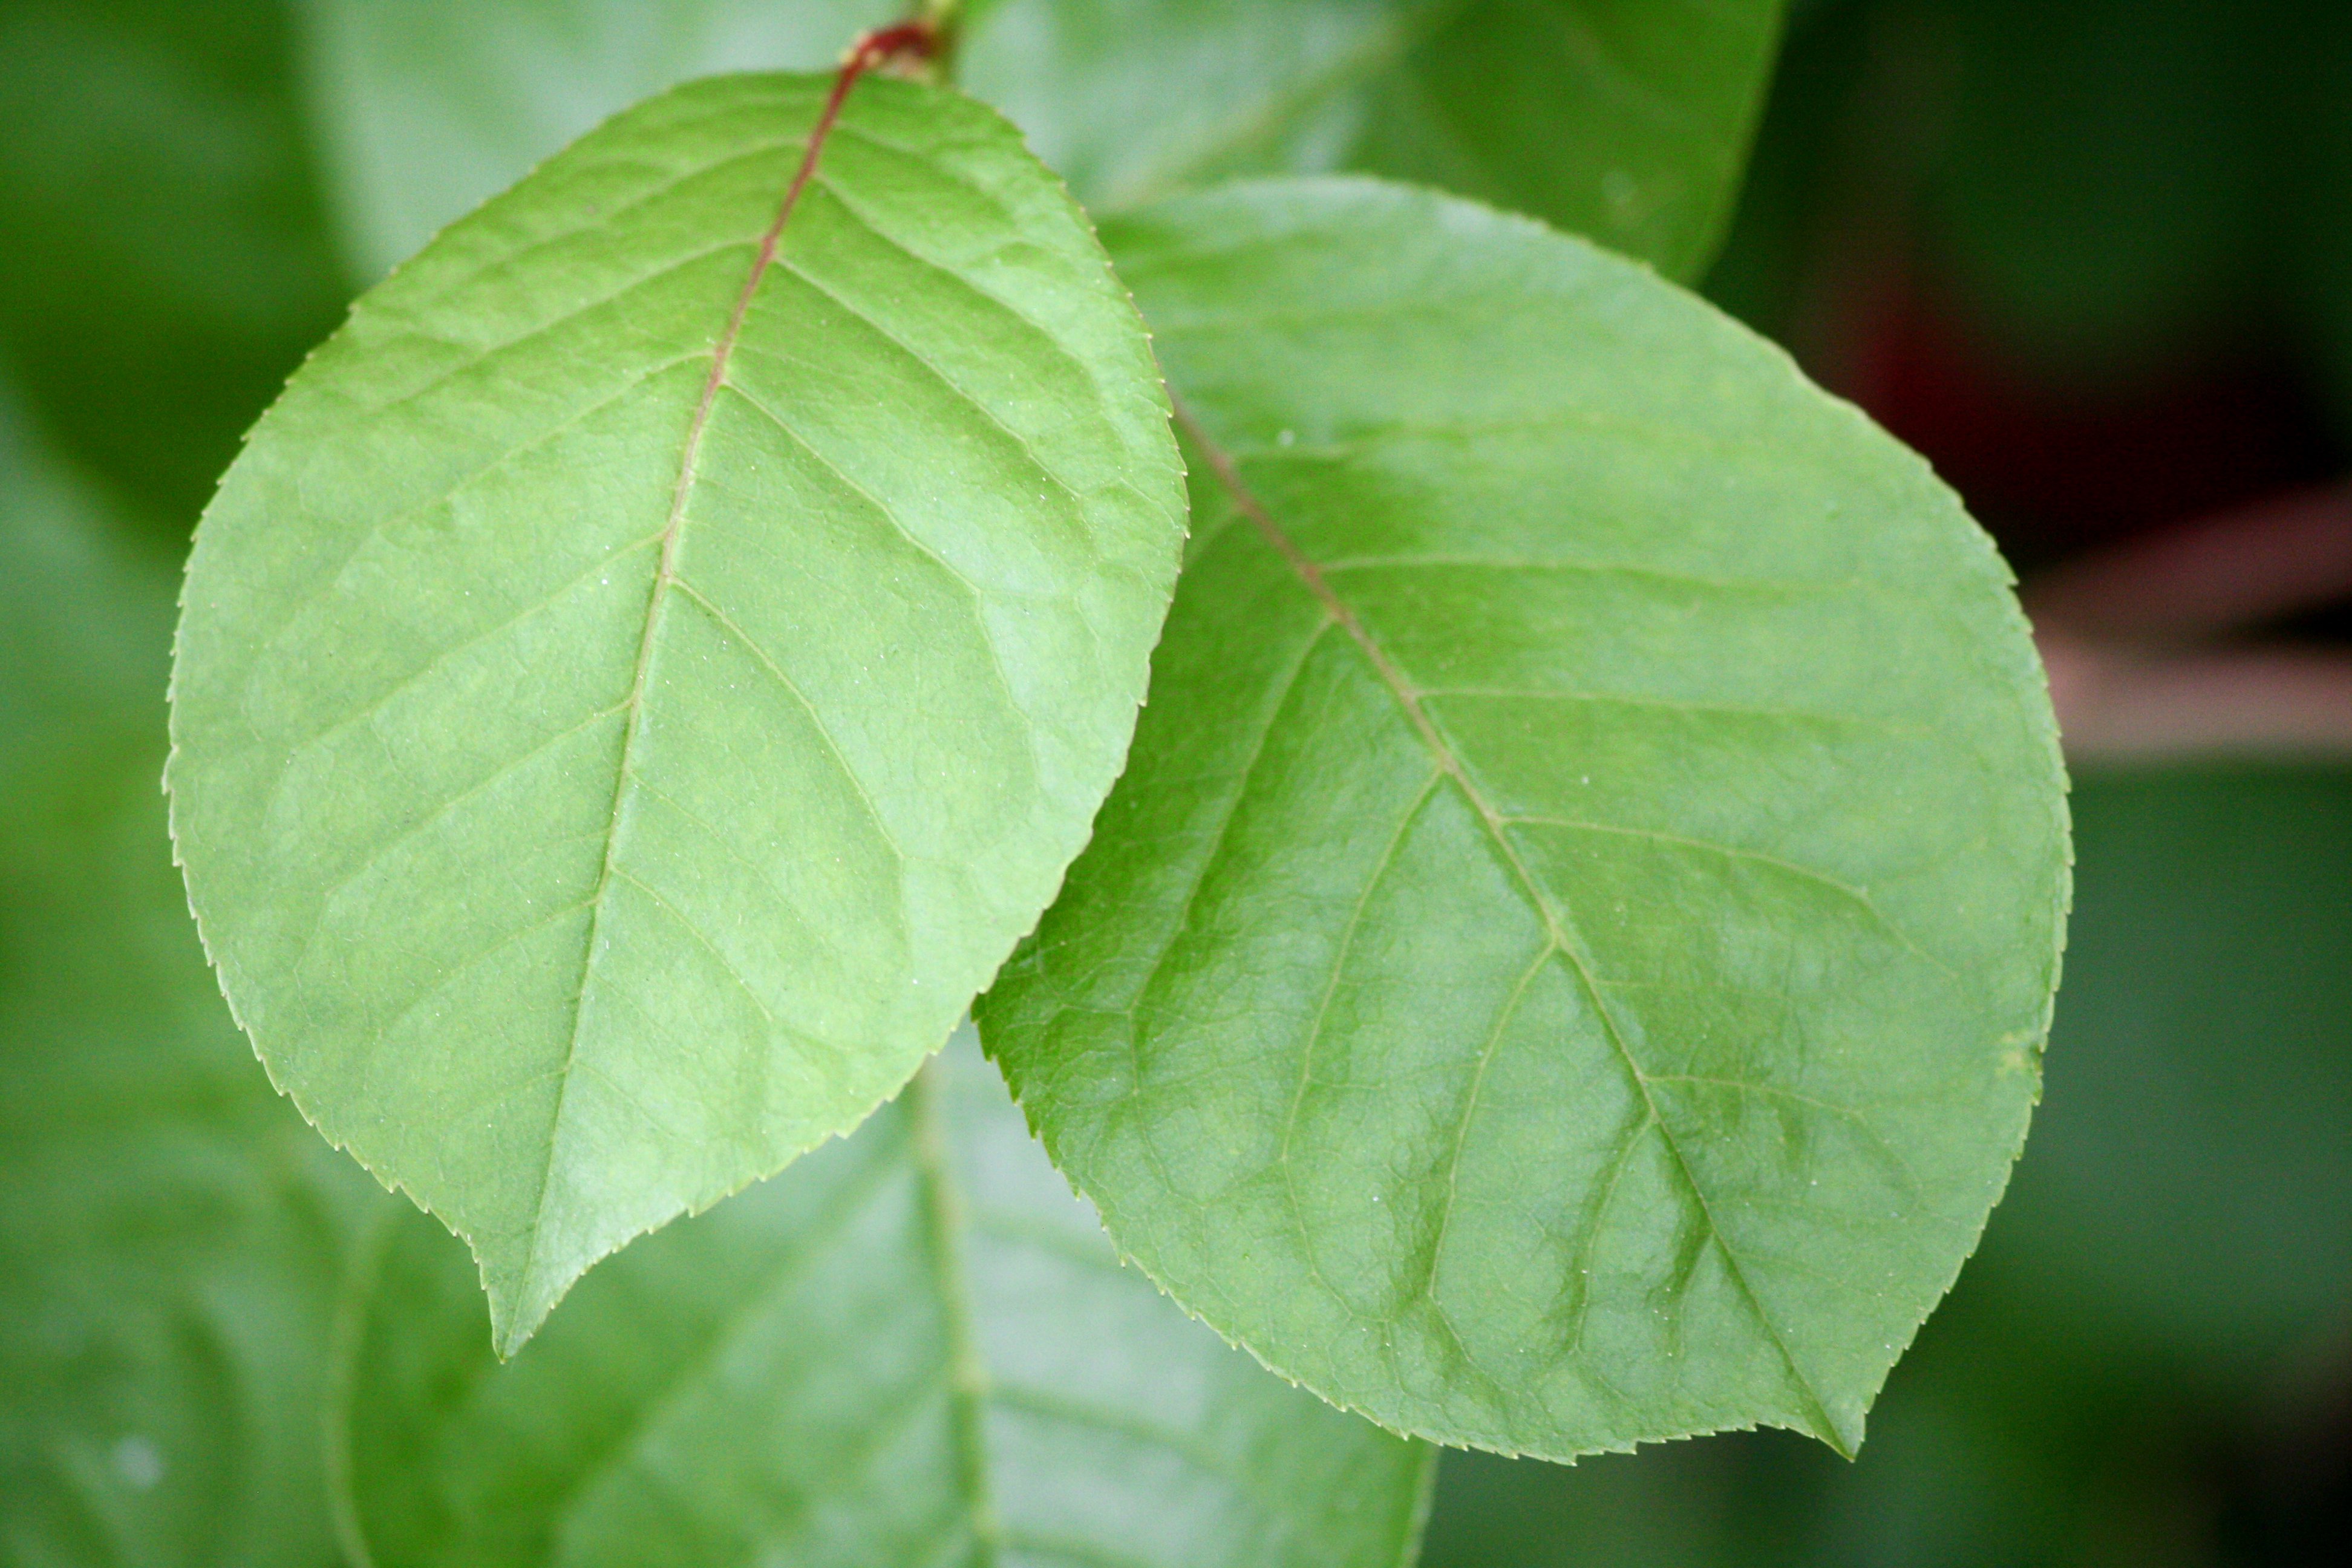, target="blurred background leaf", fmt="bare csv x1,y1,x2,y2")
297,1,1787,287
335,1031,1430,1568
0,1,346,528
298,0,896,281
960,0,1788,279
0,390,393,1568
